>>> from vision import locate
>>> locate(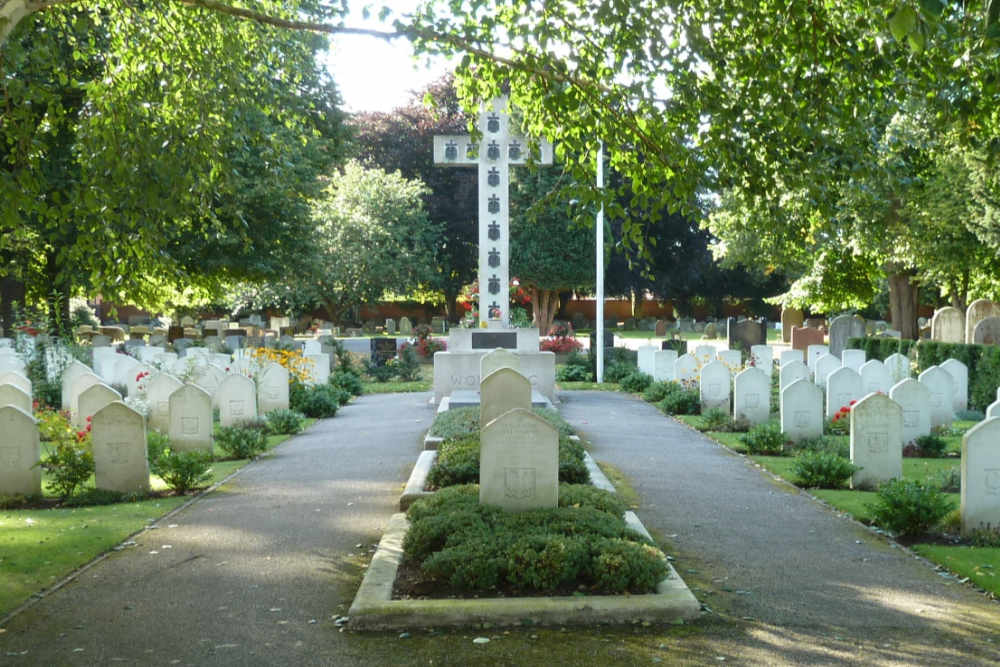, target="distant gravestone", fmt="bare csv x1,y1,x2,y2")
77,383,122,428
884,353,911,384
60,360,92,410
479,408,558,512
747,345,771,378
859,360,892,395
702,322,718,339
780,308,804,343
652,350,677,382
430,316,447,334
850,393,903,490
637,346,659,377
806,345,829,371
0,383,31,413
675,317,694,332
91,401,149,493
966,299,1000,344
973,316,1000,346
146,373,183,433
791,326,824,352
622,317,638,331
940,358,969,414
779,360,810,392
370,338,398,367
840,349,866,373
385,319,397,335
172,338,194,355
674,354,699,388
716,349,742,372
92,347,118,380
826,367,863,419
828,314,865,358
919,366,956,428
168,384,213,453
779,349,804,367
733,367,770,426
218,374,257,427
0,371,31,397
931,307,965,343
693,344,716,367
727,317,766,351
780,378,823,443
699,360,731,413
480,367,532,426
399,317,413,335
258,363,290,414
654,320,668,337
480,348,521,379
961,417,1000,534
814,355,841,389
0,405,41,496
302,340,322,356
889,378,932,445
191,365,225,409
303,353,330,386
